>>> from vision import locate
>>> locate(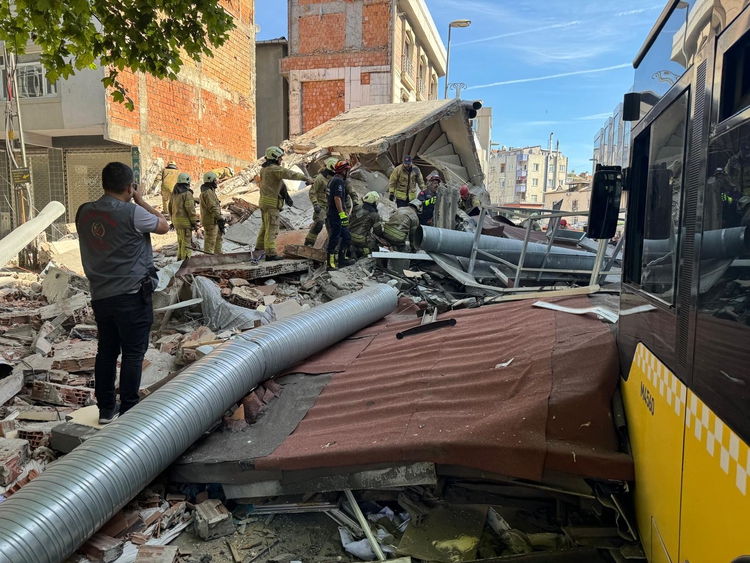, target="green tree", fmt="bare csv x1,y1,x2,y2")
0,0,236,110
